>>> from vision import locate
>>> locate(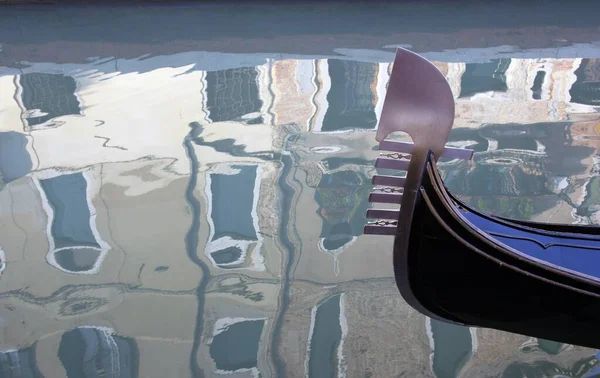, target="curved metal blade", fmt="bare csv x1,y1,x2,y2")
376,48,455,160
